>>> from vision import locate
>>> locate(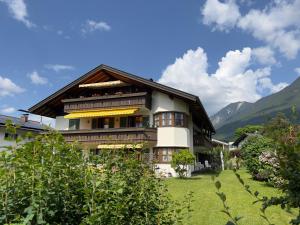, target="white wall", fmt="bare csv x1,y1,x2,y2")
55,116,69,130
151,91,189,114
80,118,91,129
156,127,190,147
0,127,38,151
